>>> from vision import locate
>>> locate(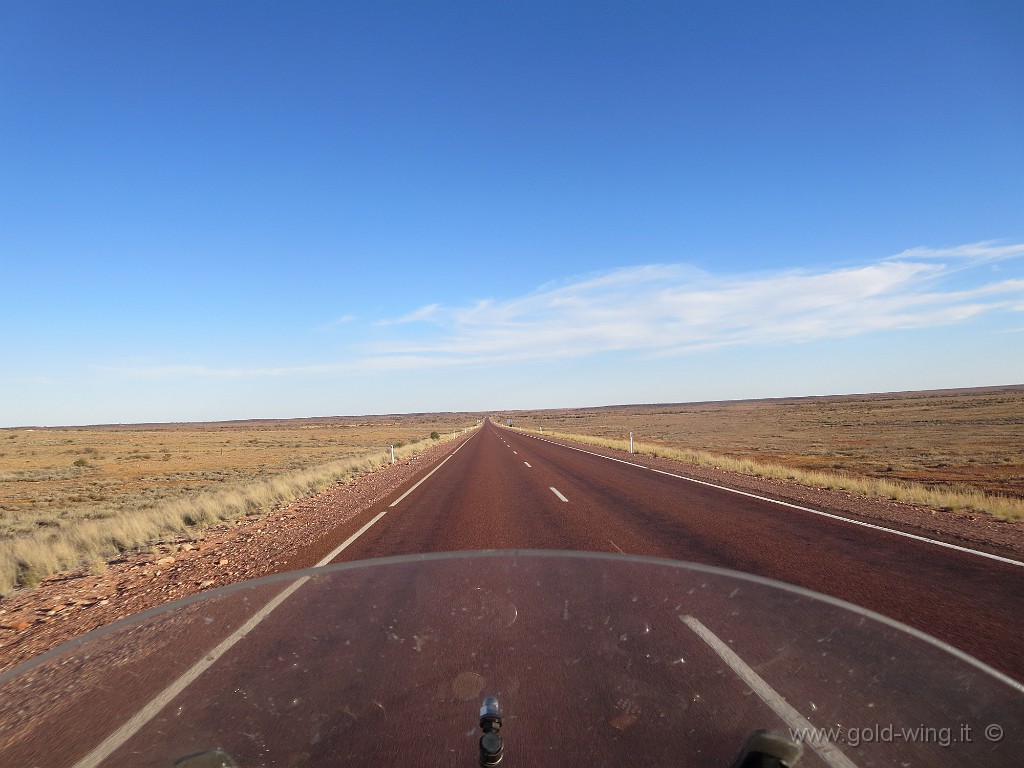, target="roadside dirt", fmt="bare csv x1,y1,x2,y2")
2,428,1021,677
